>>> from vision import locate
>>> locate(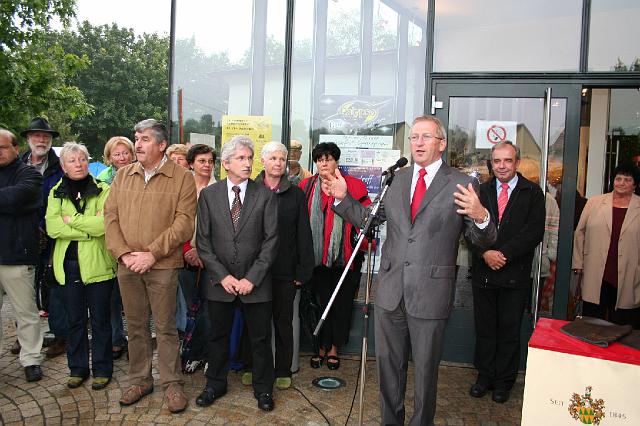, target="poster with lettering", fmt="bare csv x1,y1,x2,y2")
221,115,272,179
318,95,394,134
